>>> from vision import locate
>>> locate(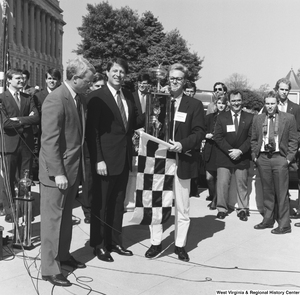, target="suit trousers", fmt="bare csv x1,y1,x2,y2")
149,166,191,248
90,162,129,249
40,172,80,276
257,153,290,228
216,167,249,213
